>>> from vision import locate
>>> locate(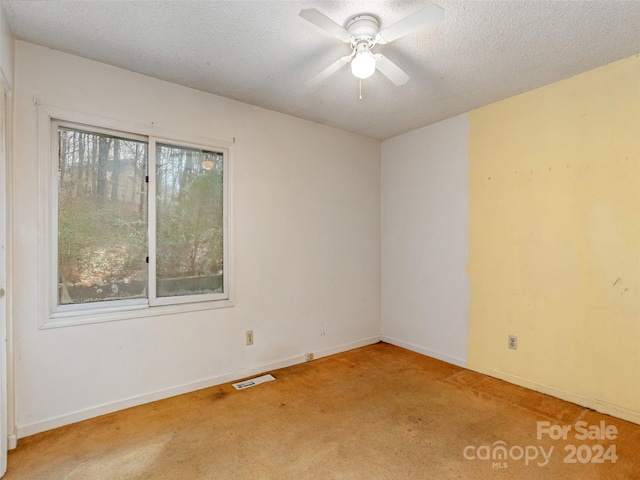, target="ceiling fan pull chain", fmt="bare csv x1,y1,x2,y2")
359,78,363,100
